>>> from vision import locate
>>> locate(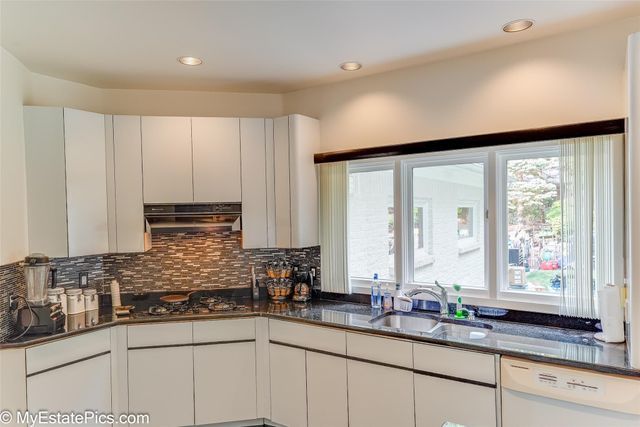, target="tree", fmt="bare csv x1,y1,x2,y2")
507,158,560,233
